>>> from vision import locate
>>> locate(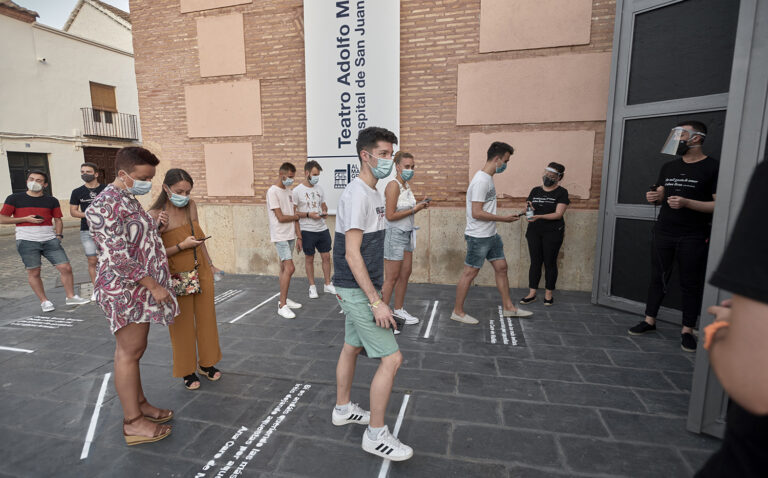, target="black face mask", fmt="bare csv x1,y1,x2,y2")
675,140,690,156
82,174,96,183
543,176,557,187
